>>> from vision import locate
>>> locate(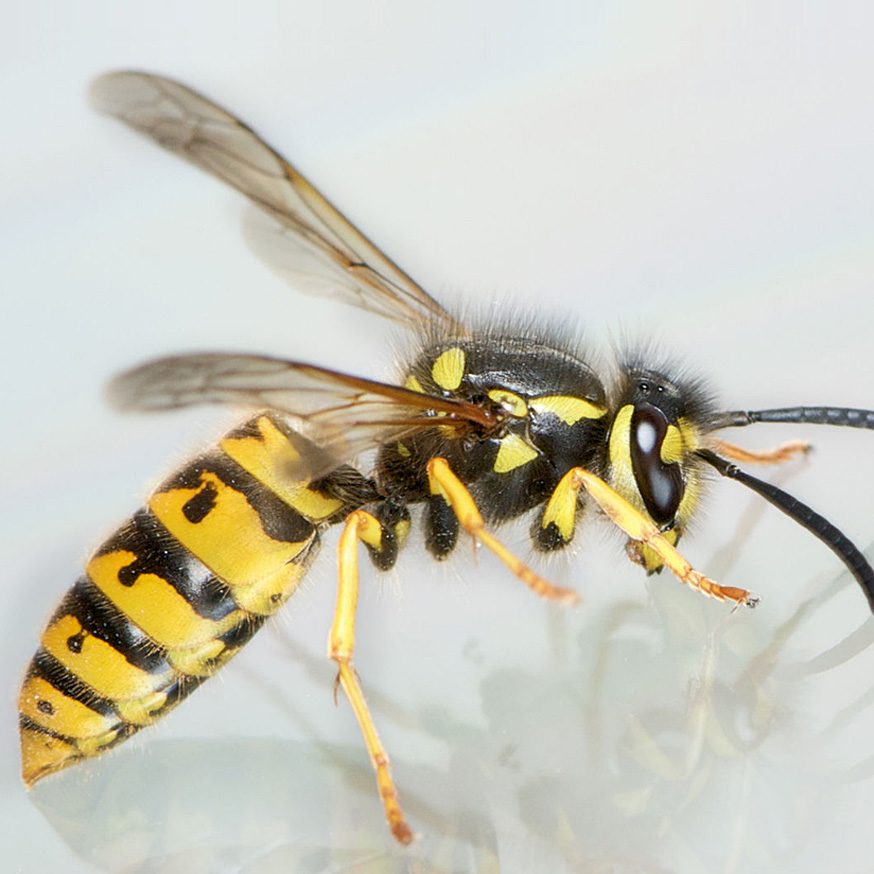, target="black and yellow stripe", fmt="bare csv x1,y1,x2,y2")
19,415,376,785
